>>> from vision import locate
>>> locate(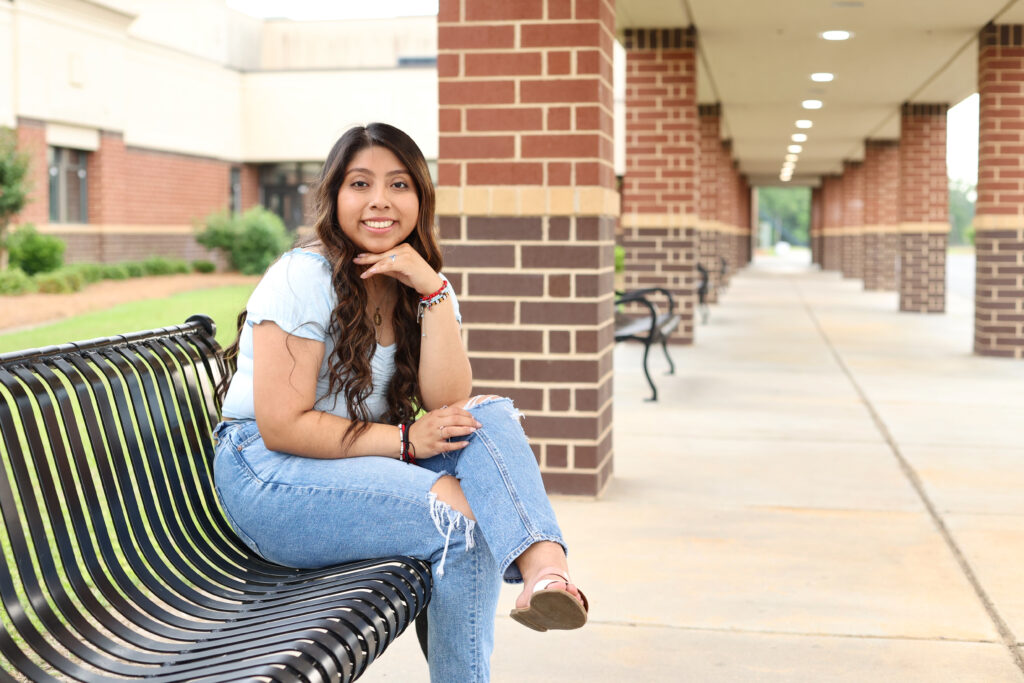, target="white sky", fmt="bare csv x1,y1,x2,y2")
228,0,980,187
947,94,978,186
226,0,437,20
